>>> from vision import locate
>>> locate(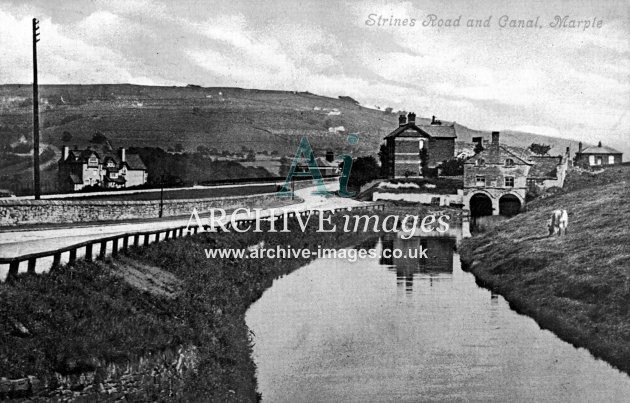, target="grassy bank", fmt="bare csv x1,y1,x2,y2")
459,166,630,374
0,214,380,401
